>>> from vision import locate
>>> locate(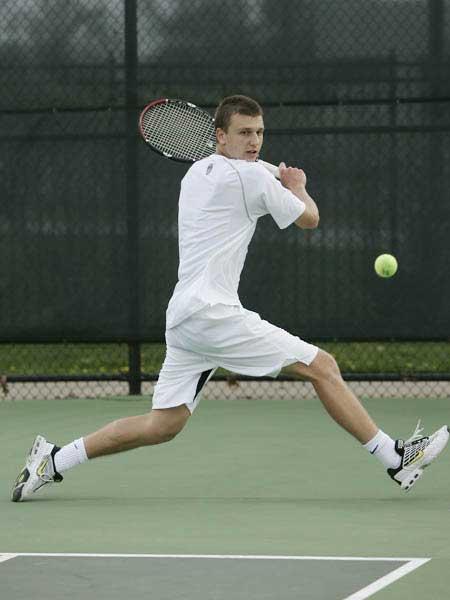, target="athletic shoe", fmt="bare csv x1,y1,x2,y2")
11,435,63,502
388,421,449,492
